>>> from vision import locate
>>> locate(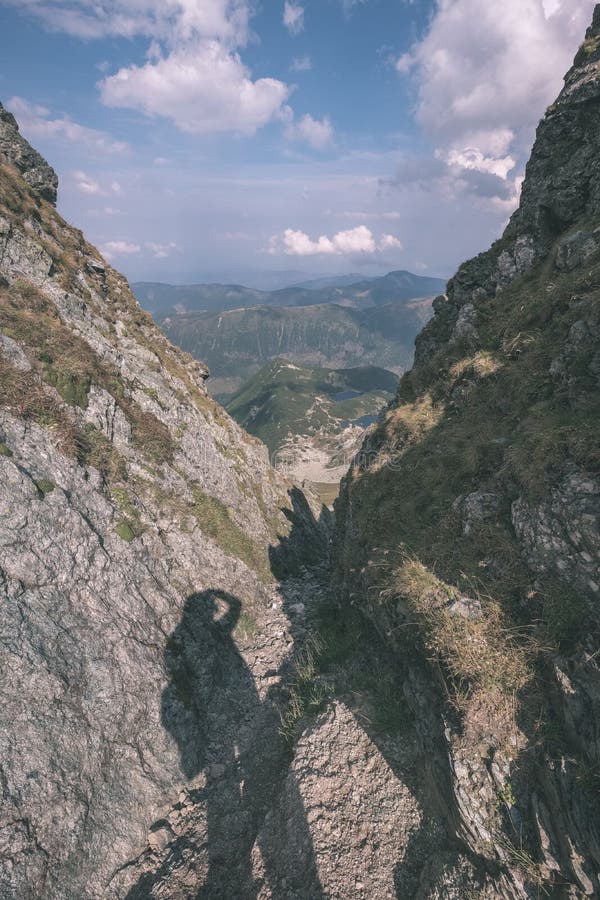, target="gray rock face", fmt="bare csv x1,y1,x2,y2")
512,470,600,597
0,102,58,204
334,7,600,898
415,7,600,366
0,215,53,283
0,116,331,897
0,97,477,900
